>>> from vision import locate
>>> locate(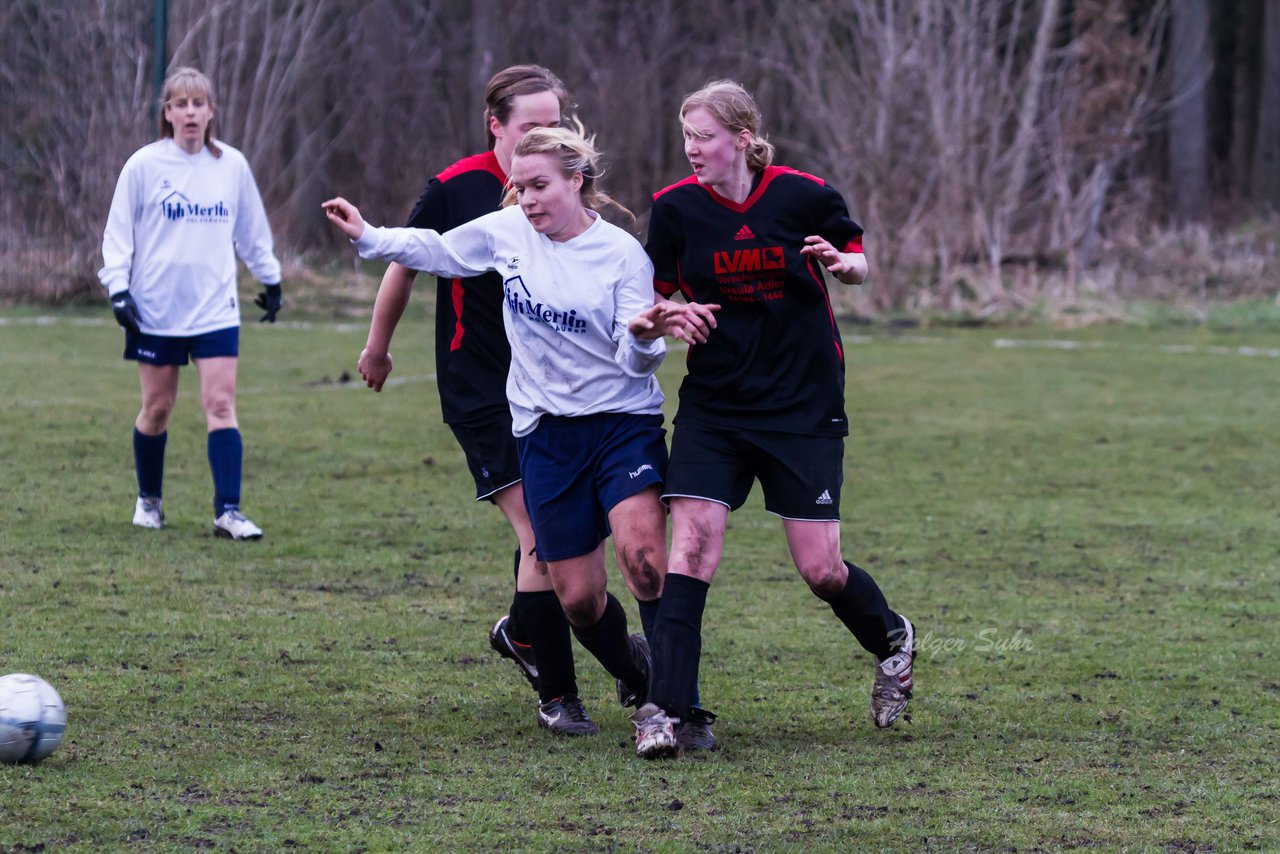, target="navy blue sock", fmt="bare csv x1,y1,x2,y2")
570,593,645,695
822,561,901,660
206,428,243,516
649,573,709,719
513,590,576,703
133,428,166,498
